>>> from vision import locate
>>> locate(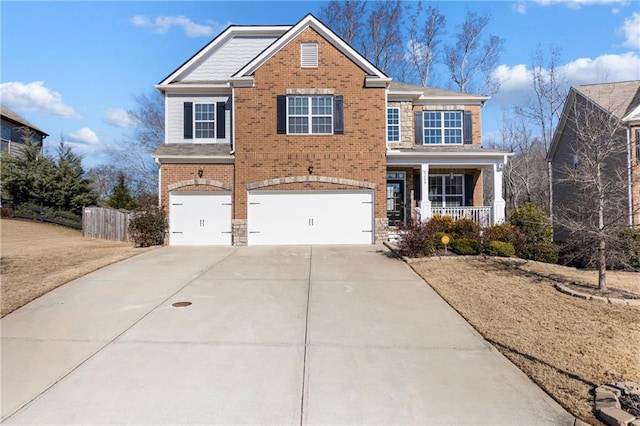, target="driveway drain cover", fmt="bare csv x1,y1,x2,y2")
172,301,192,308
